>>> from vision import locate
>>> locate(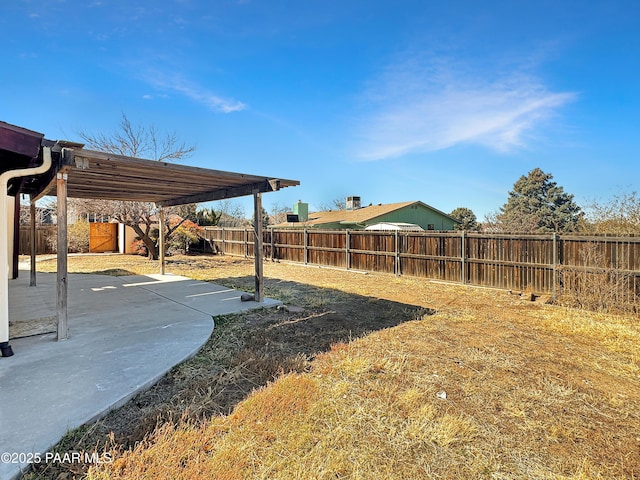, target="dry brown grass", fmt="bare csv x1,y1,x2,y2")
27,254,640,479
